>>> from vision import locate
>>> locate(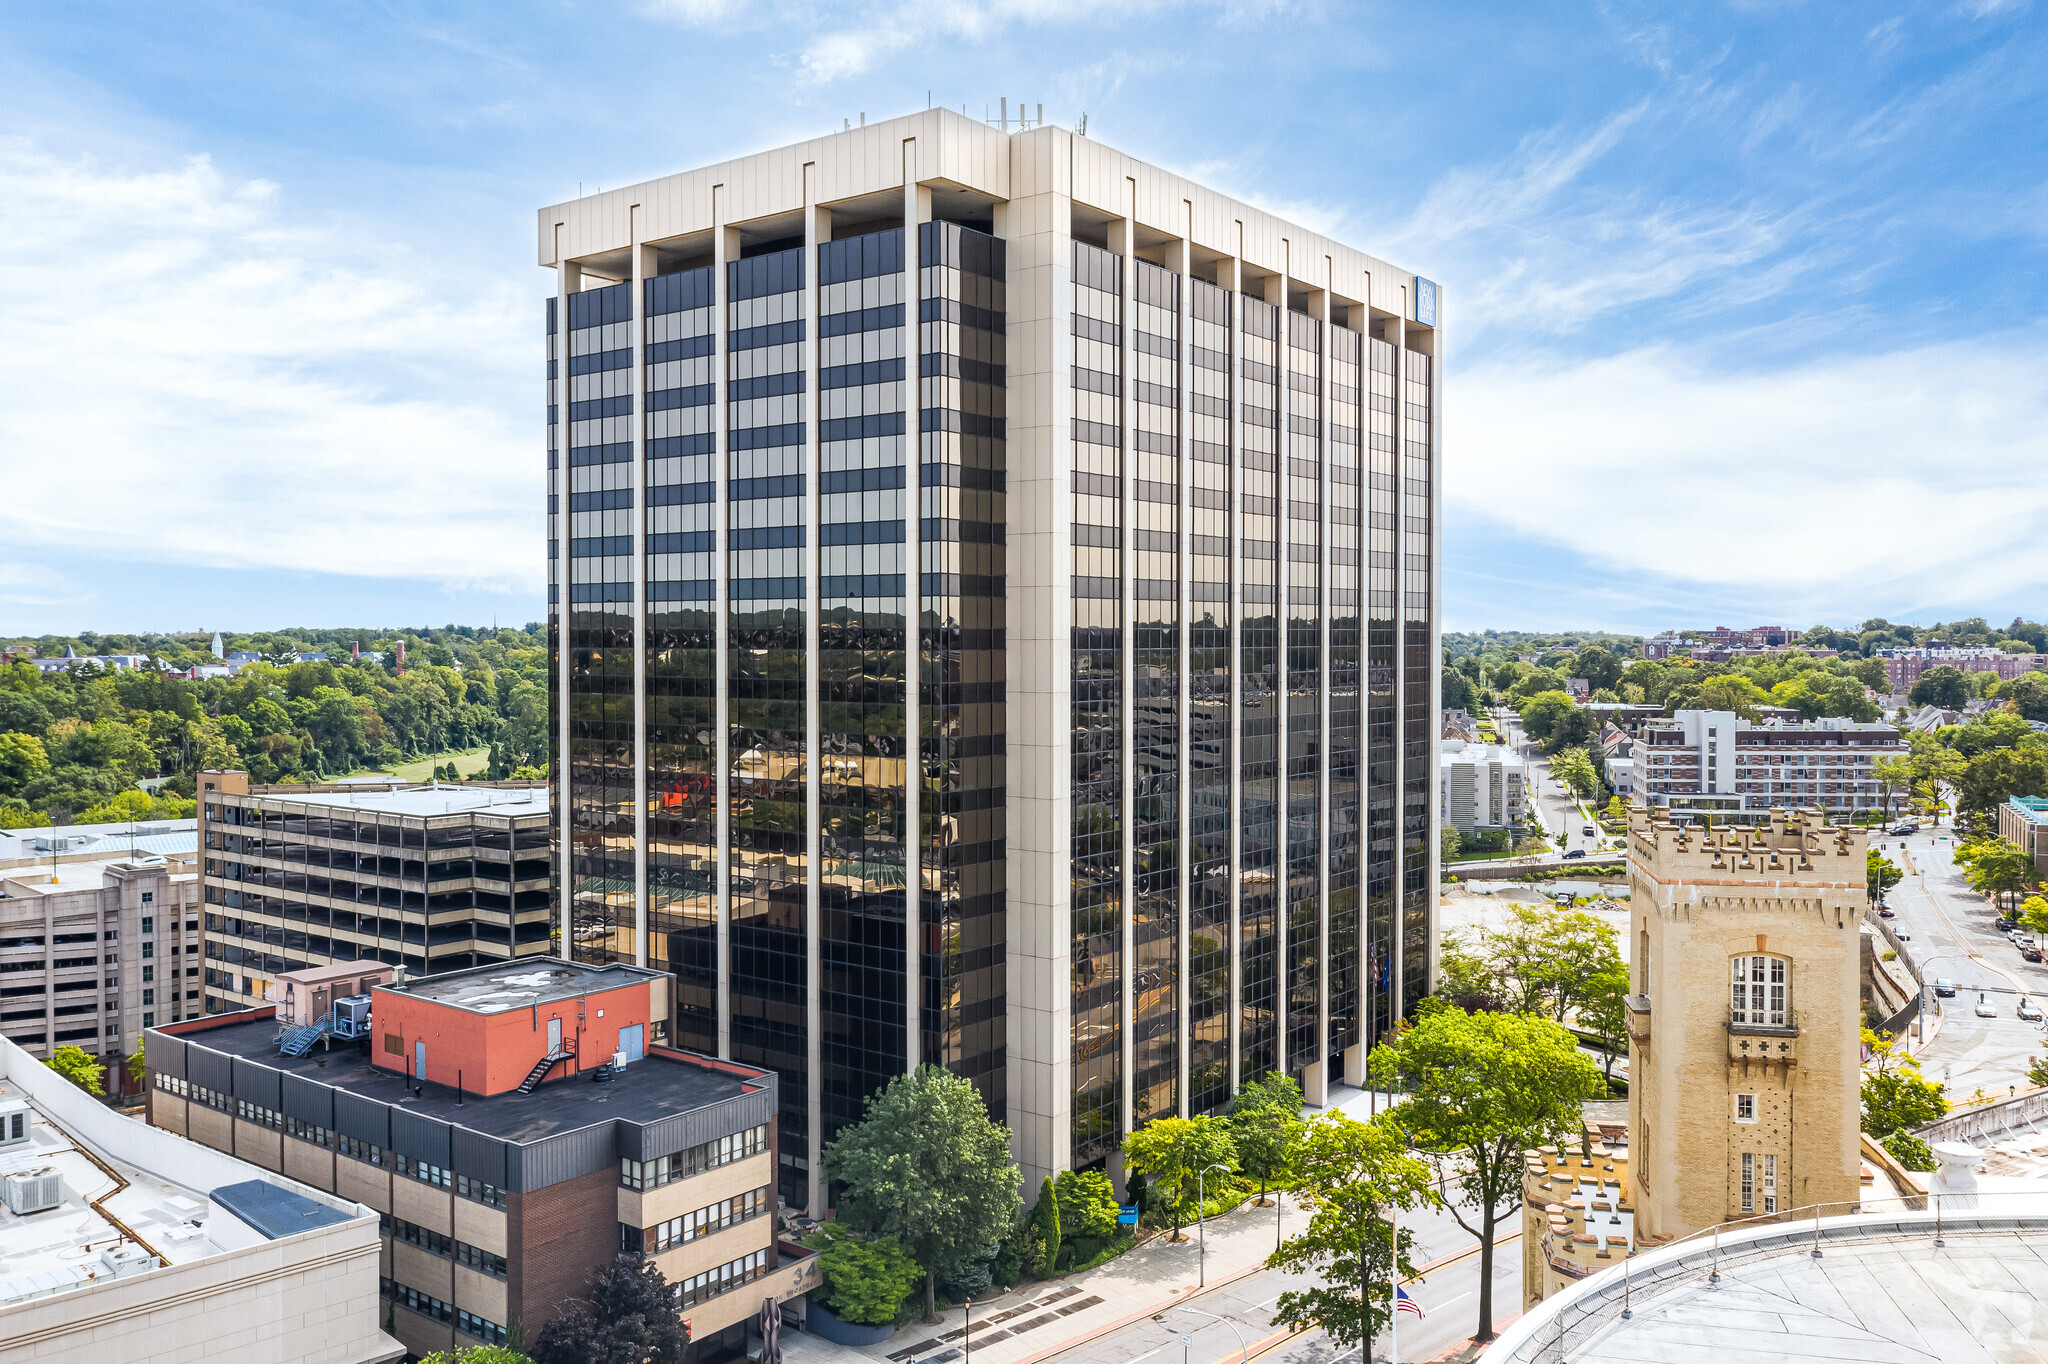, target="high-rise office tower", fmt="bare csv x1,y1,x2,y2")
541,110,1442,1208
